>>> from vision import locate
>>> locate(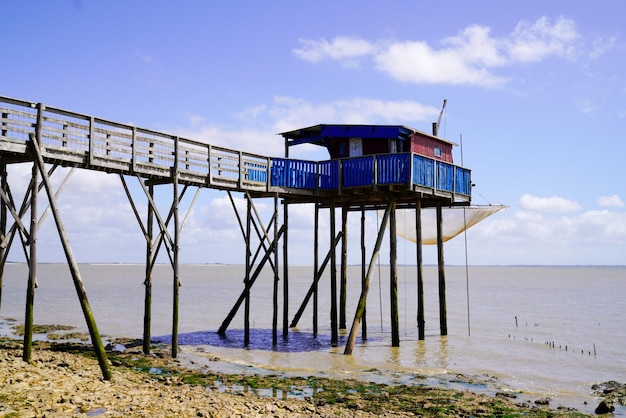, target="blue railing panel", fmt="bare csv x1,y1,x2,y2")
377,153,410,185
270,158,317,189
455,167,471,195
245,162,268,183
413,154,435,188
342,156,374,187
436,162,454,192
319,160,339,189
